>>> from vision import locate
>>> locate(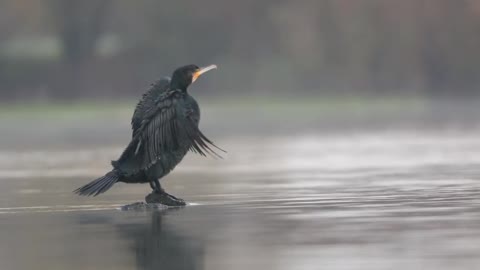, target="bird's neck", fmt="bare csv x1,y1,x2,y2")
169,79,189,92
167,86,188,98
